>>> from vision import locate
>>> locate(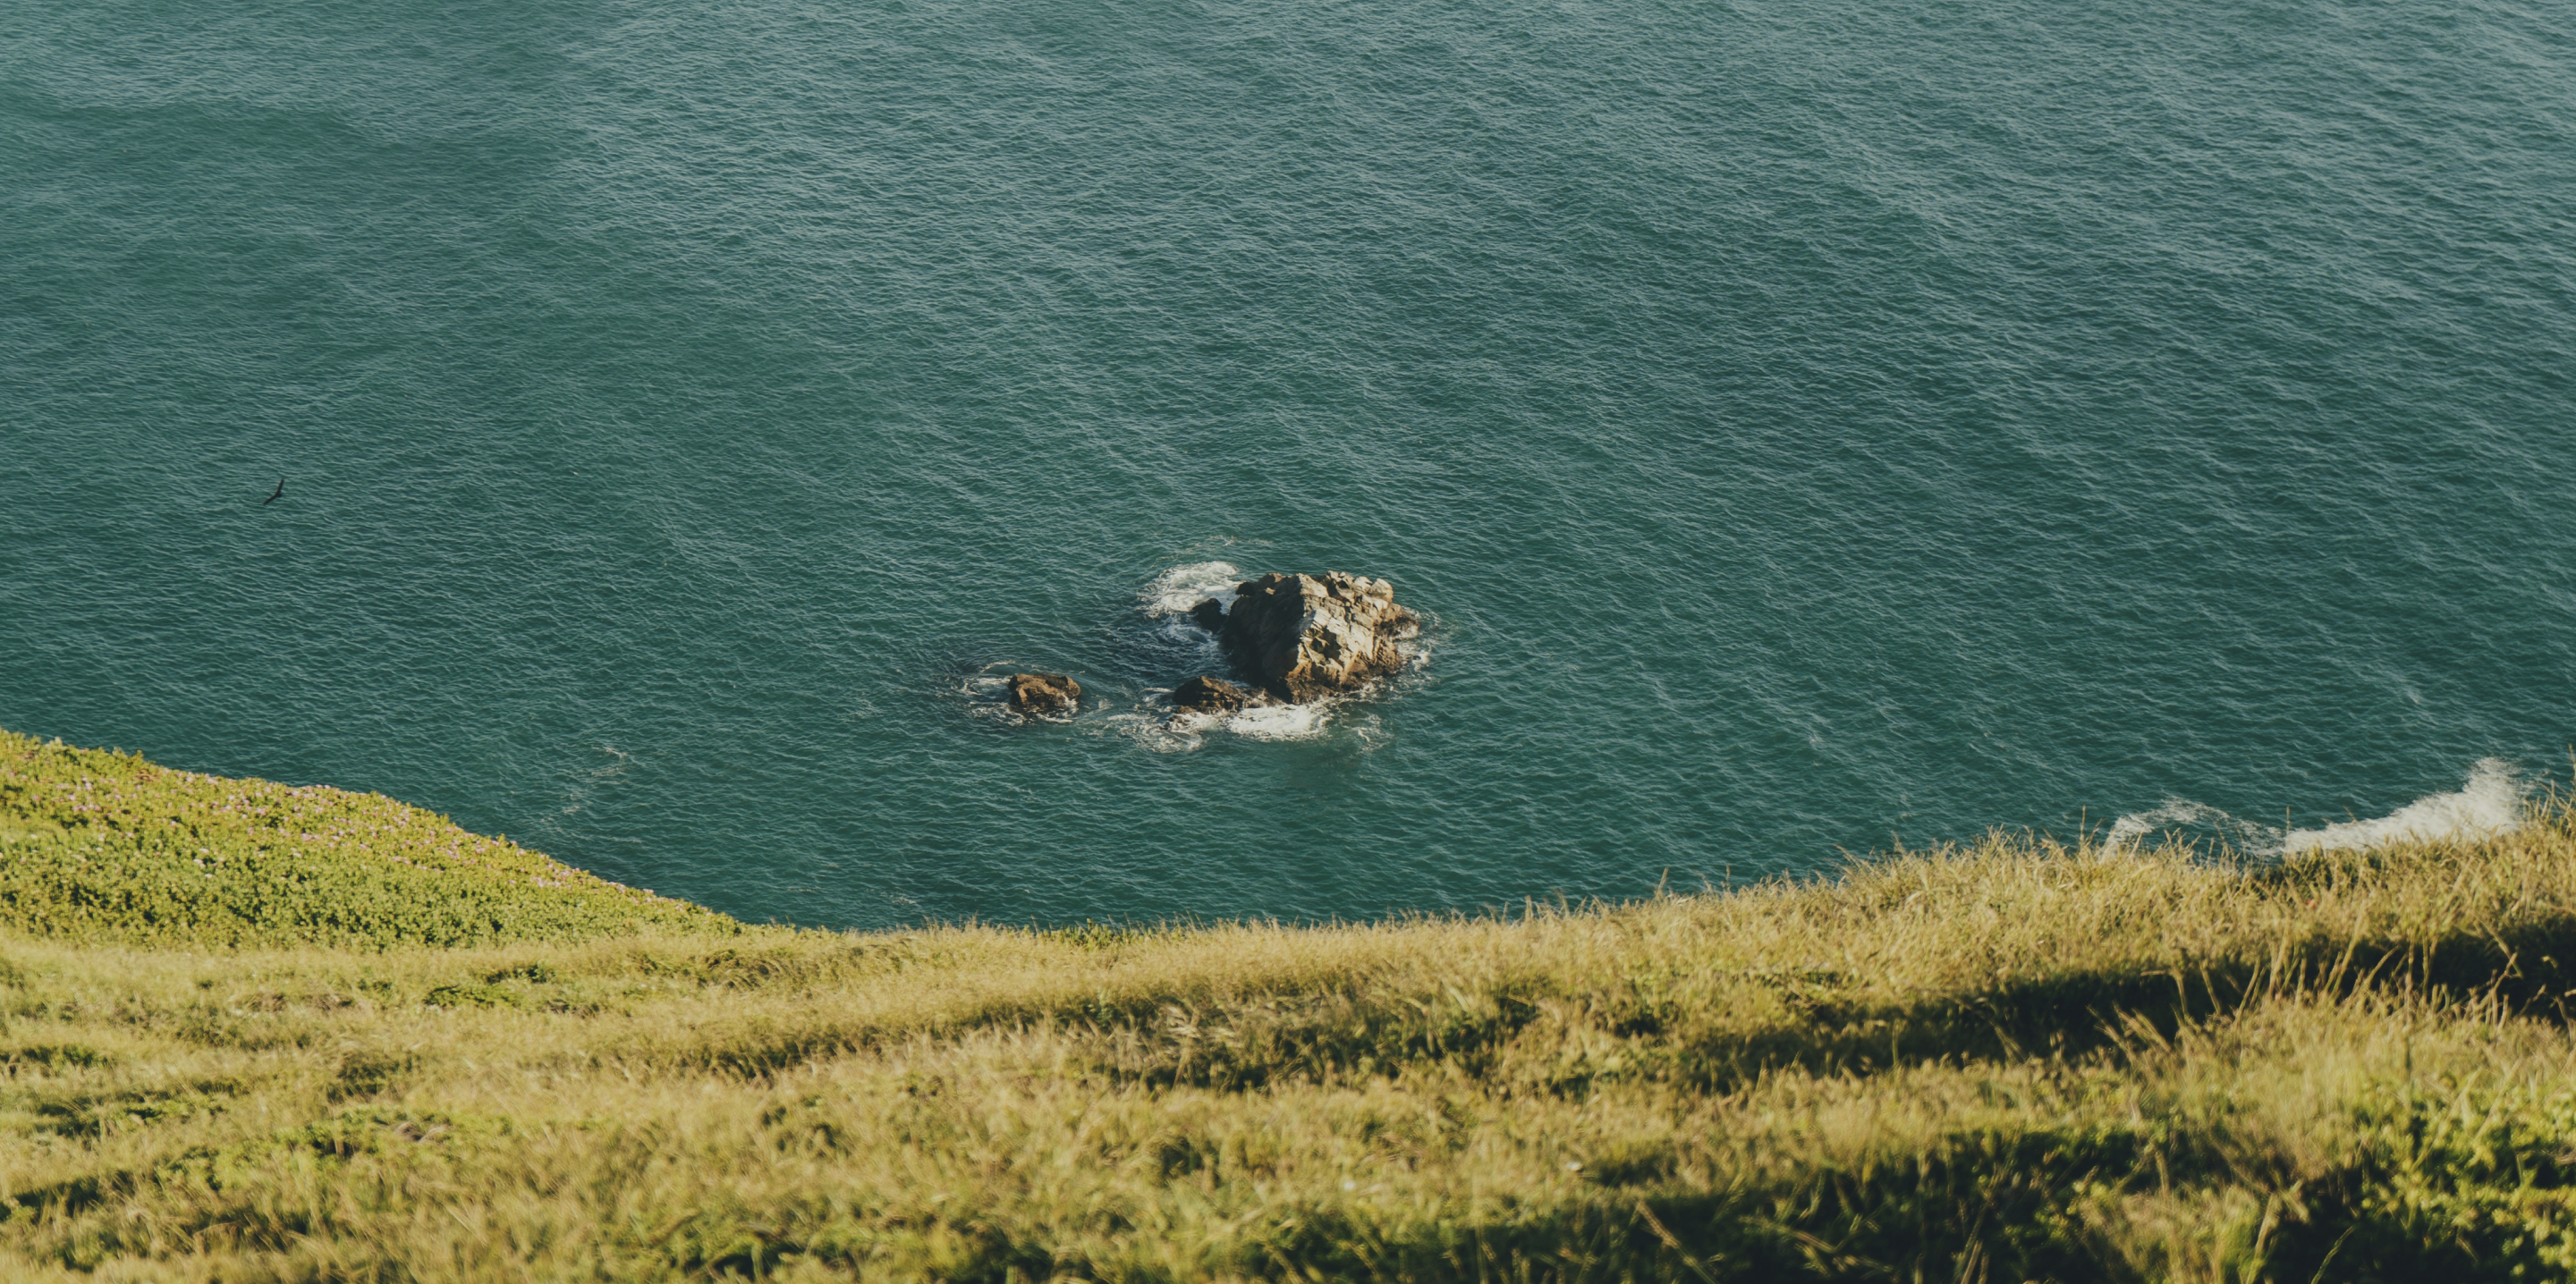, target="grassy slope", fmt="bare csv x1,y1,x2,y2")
0,731,738,948
8,735,2576,1280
